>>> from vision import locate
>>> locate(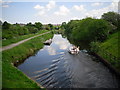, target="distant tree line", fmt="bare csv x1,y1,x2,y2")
1,20,61,39
43,24,60,30
62,11,120,46
2,21,42,39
